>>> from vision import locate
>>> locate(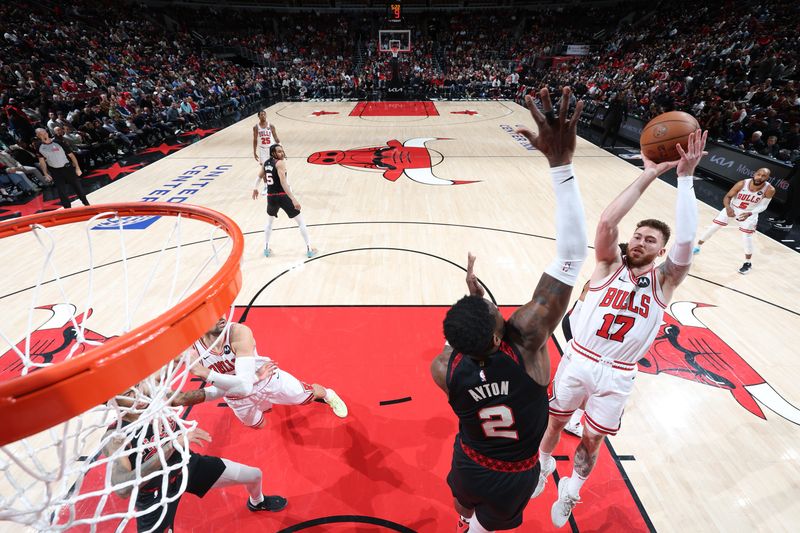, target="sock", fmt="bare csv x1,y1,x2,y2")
294,213,311,248
213,458,263,503
567,472,587,498
264,215,276,250
323,387,332,400
699,222,722,242
459,514,471,524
